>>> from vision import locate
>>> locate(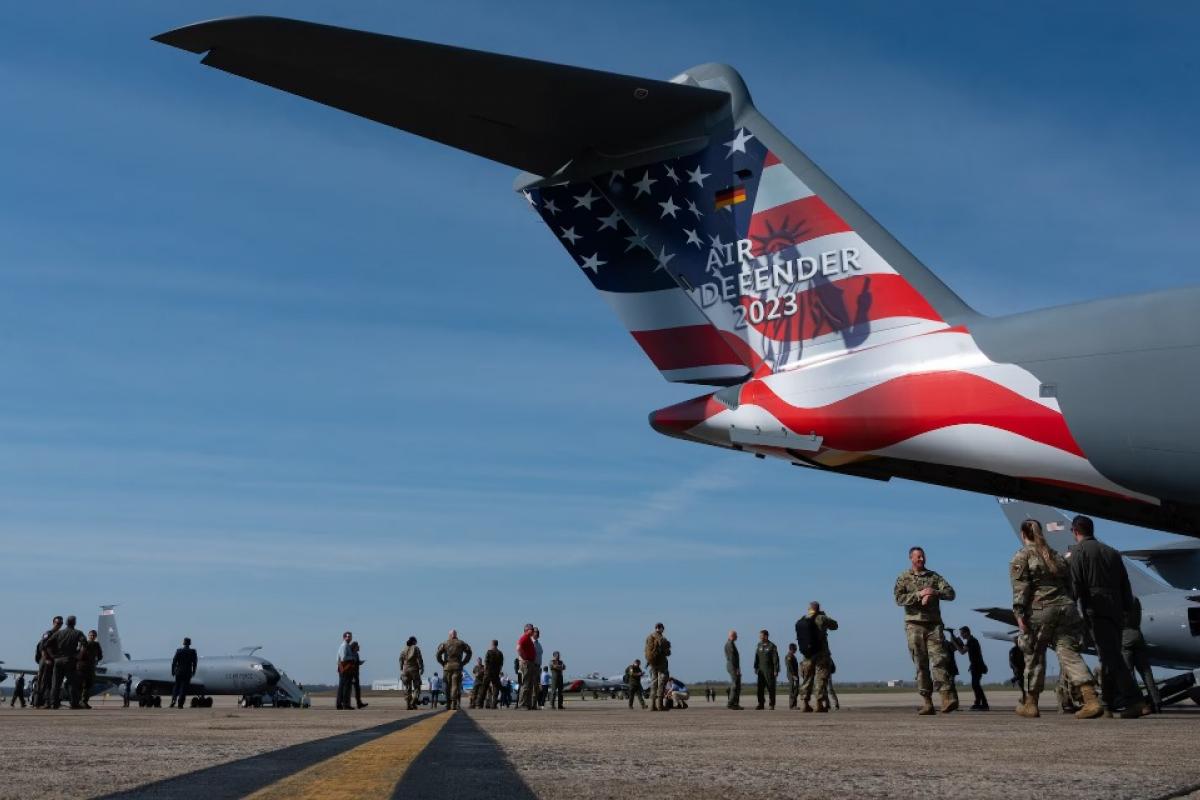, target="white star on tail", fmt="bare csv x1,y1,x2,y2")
684,229,703,248
579,253,606,273
560,226,582,245
543,198,560,215
724,128,754,157
686,199,703,219
574,189,599,210
624,233,650,253
633,171,657,197
656,245,676,270
597,209,621,231
665,165,680,184
658,196,680,219
686,165,711,186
